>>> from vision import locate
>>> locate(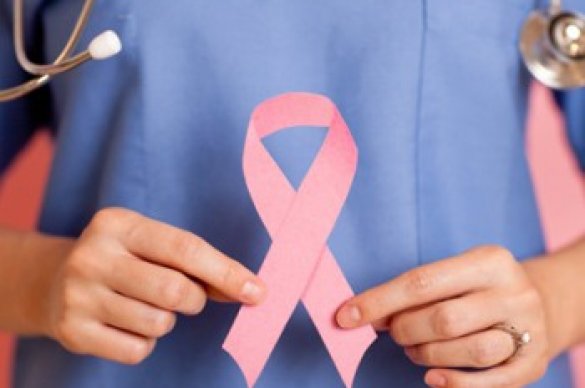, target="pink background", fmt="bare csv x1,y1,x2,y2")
0,84,583,386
